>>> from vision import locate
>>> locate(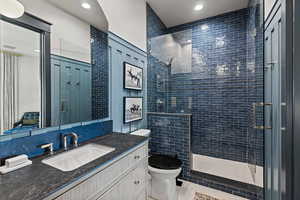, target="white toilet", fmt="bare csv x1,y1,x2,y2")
131,129,182,200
